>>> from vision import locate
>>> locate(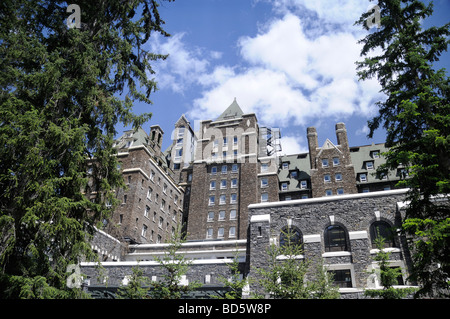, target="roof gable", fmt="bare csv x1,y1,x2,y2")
216,98,244,121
